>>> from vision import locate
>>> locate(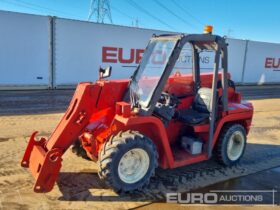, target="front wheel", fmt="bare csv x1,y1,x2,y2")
98,130,158,193
215,124,247,166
